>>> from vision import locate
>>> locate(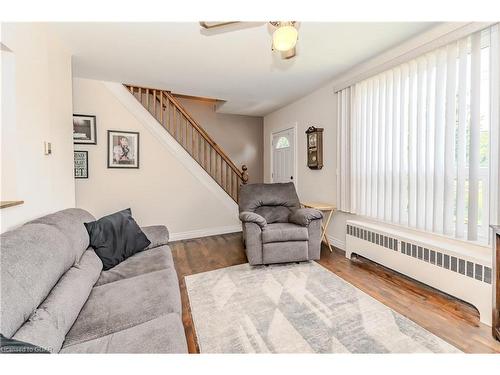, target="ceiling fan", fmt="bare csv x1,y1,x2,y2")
199,21,299,60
